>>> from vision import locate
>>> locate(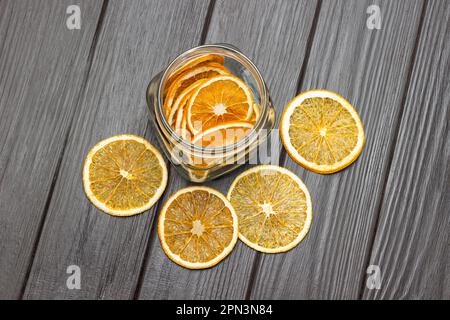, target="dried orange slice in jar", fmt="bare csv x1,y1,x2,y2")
187,75,254,135
188,122,254,173
83,135,168,216
228,165,312,253
158,186,238,269
165,54,225,90
187,169,210,183
175,107,191,140
250,103,260,122
192,121,254,148
280,90,365,174
167,78,207,126
163,63,230,117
